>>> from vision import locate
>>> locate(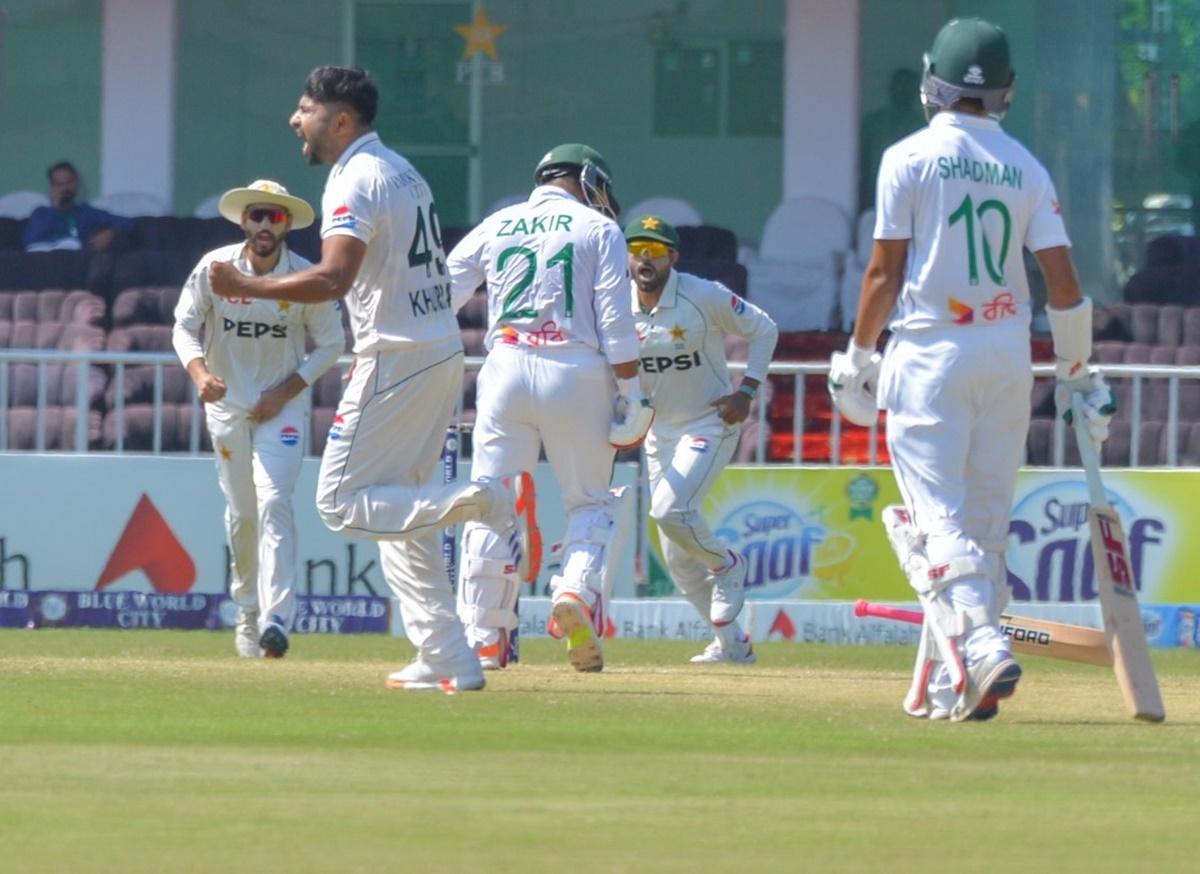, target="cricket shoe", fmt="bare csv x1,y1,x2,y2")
385,654,485,693
234,608,260,659
490,472,542,583
259,618,289,659
951,650,1021,722
689,635,756,665
551,594,603,673
709,551,747,627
